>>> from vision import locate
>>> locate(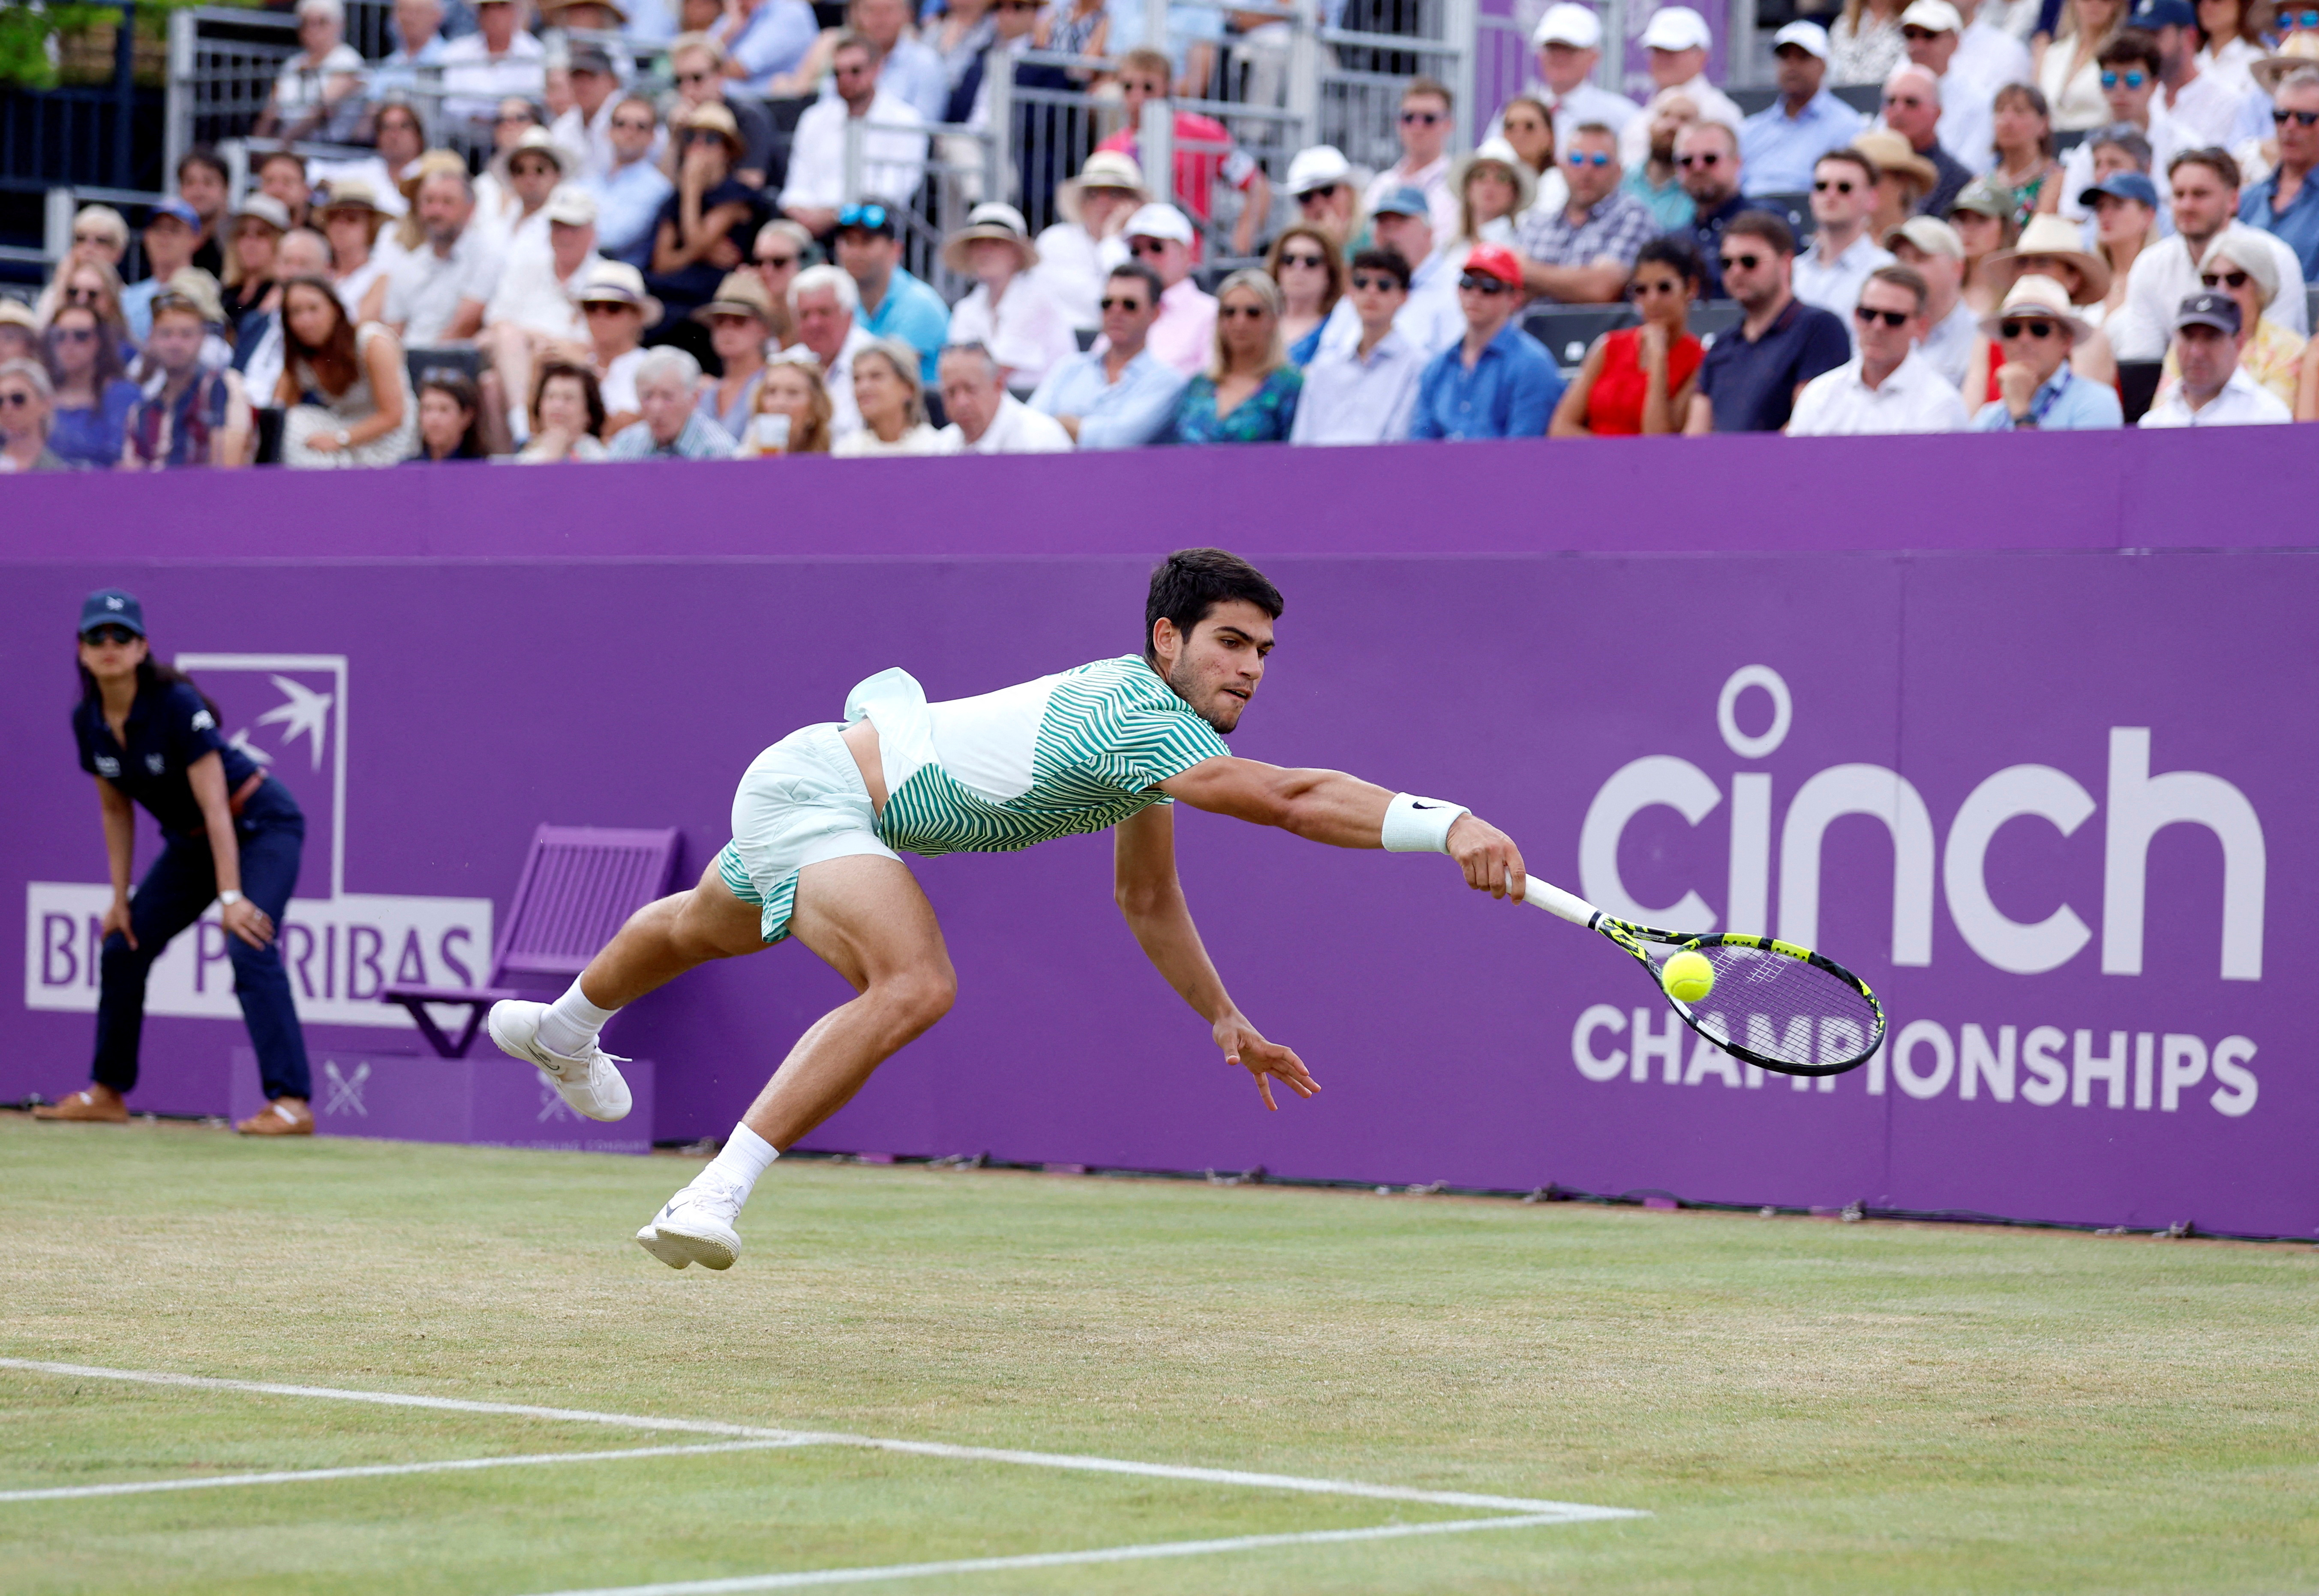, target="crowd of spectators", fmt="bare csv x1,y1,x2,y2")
6,0,2317,475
